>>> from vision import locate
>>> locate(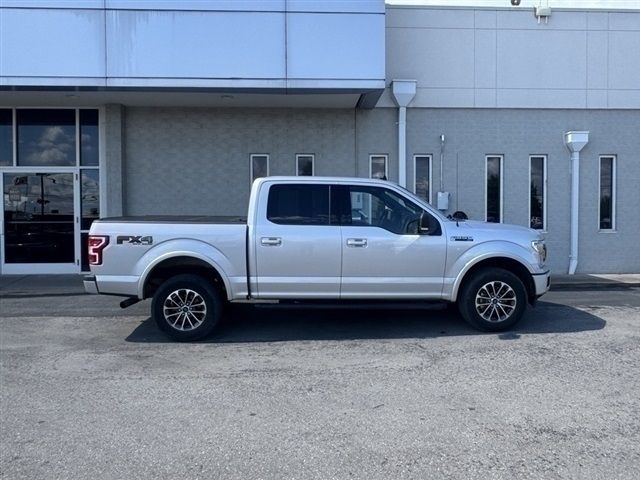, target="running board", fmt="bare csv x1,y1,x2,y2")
252,300,449,310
